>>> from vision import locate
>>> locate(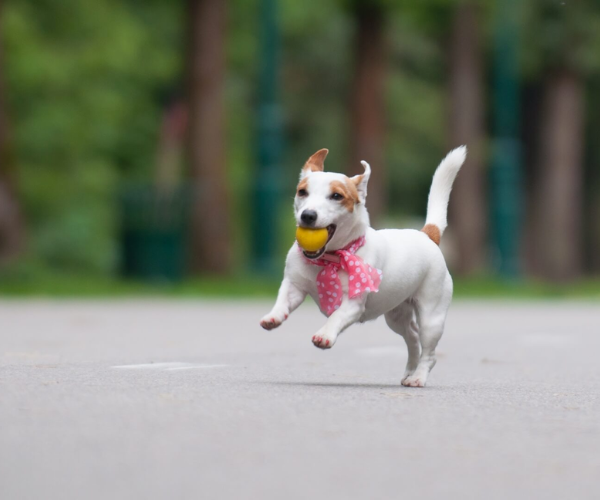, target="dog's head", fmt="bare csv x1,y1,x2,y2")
294,148,370,259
